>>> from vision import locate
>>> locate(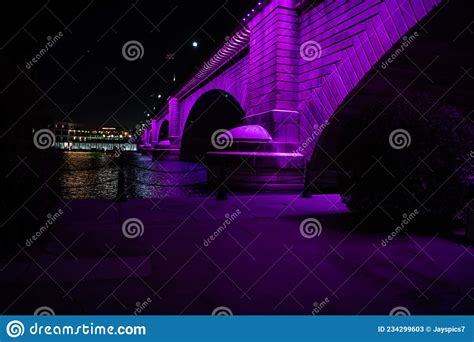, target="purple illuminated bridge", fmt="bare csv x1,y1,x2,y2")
141,0,442,188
